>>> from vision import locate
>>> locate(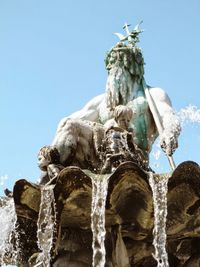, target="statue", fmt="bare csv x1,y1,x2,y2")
1,22,200,267
101,105,148,173
51,104,148,176
38,146,64,185
52,23,181,170
51,119,105,171
51,103,149,175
